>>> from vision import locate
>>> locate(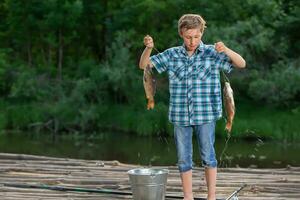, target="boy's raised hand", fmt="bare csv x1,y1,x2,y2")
144,35,154,49
215,41,227,53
